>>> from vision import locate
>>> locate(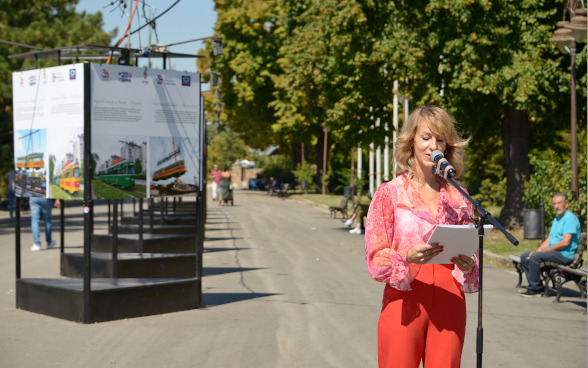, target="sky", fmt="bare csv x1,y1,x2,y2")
76,0,217,72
